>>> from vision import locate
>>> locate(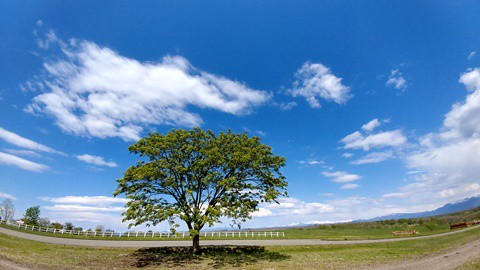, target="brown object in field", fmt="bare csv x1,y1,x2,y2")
466,220,479,226
450,222,468,230
392,230,418,236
